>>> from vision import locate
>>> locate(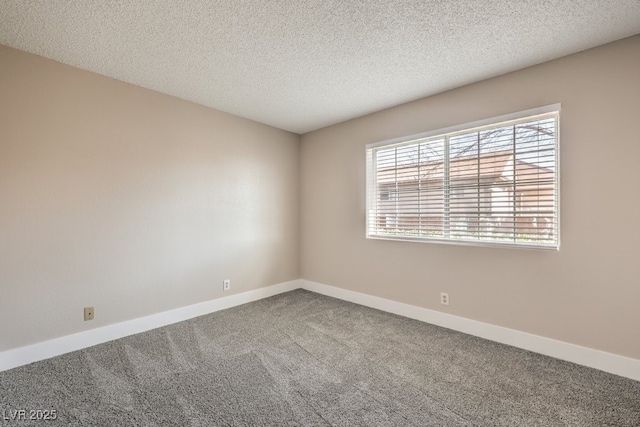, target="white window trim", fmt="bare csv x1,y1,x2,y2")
366,104,561,250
